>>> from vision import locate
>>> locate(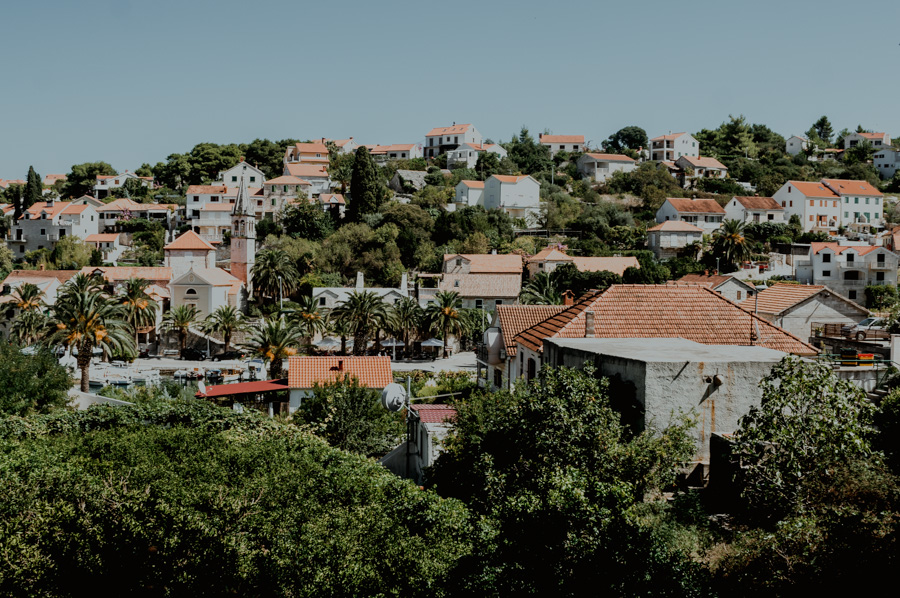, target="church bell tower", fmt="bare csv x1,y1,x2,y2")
231,165,256,295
